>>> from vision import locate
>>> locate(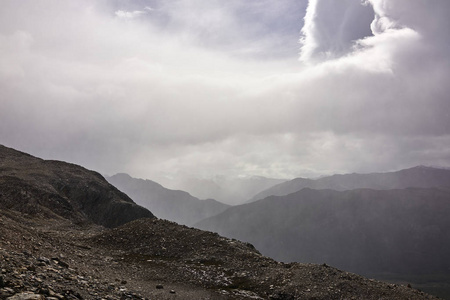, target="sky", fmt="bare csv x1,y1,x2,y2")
1,0,450,181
